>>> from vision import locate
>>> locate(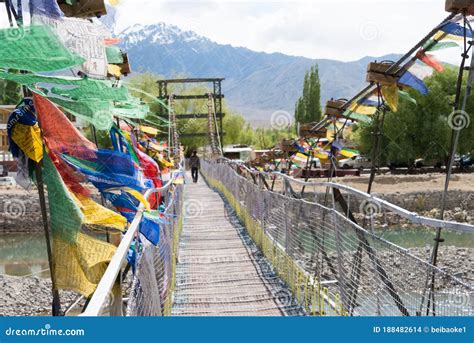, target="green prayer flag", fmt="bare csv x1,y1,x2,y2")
398,90,417,106
342,110,372,123
0,72,131,102
106,46,124,64
0,25,84,72
423,38,459,52
43,152,84,243
50,98,115,130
